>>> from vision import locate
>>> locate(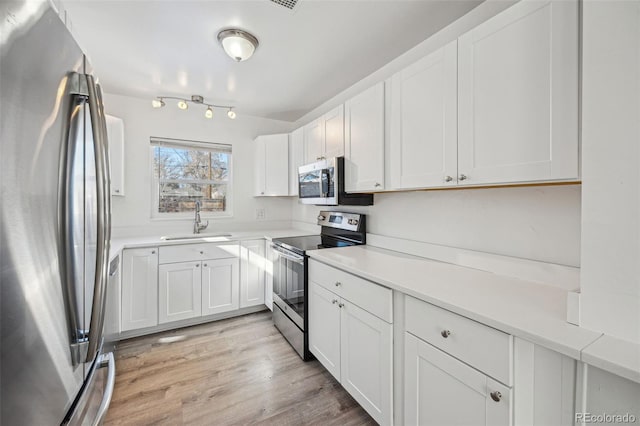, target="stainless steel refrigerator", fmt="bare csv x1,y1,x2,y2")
1,1,115,424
